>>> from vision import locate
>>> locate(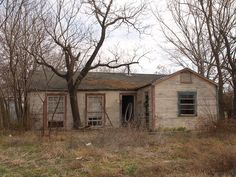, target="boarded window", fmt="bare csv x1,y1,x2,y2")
178,92,197,116
47,95,65,127
86,95,104,127
180,72,192,83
